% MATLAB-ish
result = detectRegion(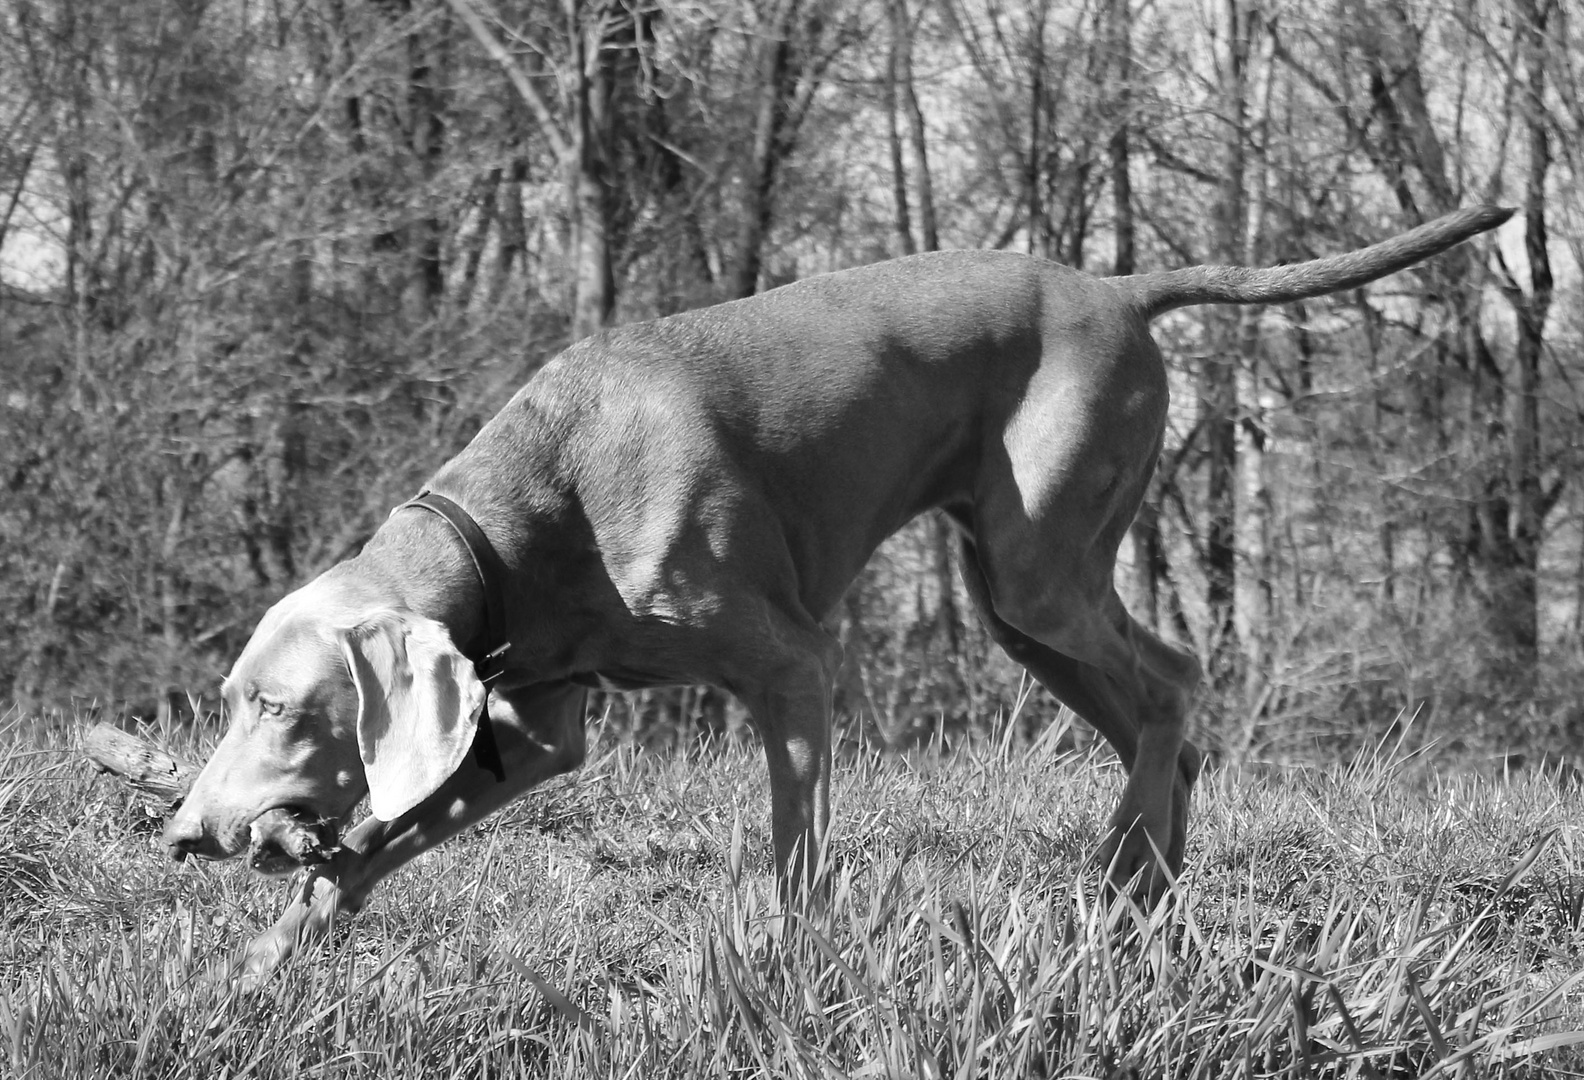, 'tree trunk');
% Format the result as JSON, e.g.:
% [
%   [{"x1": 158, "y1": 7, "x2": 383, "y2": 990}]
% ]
[
  {"x1": 62, "y1": 0, "x2": 96, "y2": 337},
  {"x1": 568, "y1": 0, "x2": 615, "y2": 340},
  {"x1": 1025, "y1": 0, "x2": 1049, "y2": 257},
  {"x1": 1106, "y1": 0, "x2": 1133, "y2": 278},
  {"x1": 885, "y1": 0, "x2": 915, "y2": 257},
  {"x1": 646, "y1": 70, "x2": 714, "y2": 314},
  {"x1": 446, "y1": 0, "x2": 614, "y2": 337},
  {"x1": 459, "y1": 167, "x2": 503, "y2": 308},
  {"x1": 491, "y1": 156, "x2": 529, "y2": 306},
  {"x1": 732, "y1": 0, "x2": 798, "y2": 299},
  {"x1": 1233, "y1": 30, "x2": 1277, "y2": 711},
  {"x1": 1202, "y1": 0, "x2": 1254, "y2": 689},
  {"x1": 897, "y1": 0, "x2": 938, "y2": 253},
  {"x1": 1357, "y1": 294, "x2": 1398, "y2": 606},
  {"x1": 403, "y1": 7, "x2": 447, "y2": 327},
  {"x1": 1483, "y1": 0, "x2": 1558, "y2": 676}
]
